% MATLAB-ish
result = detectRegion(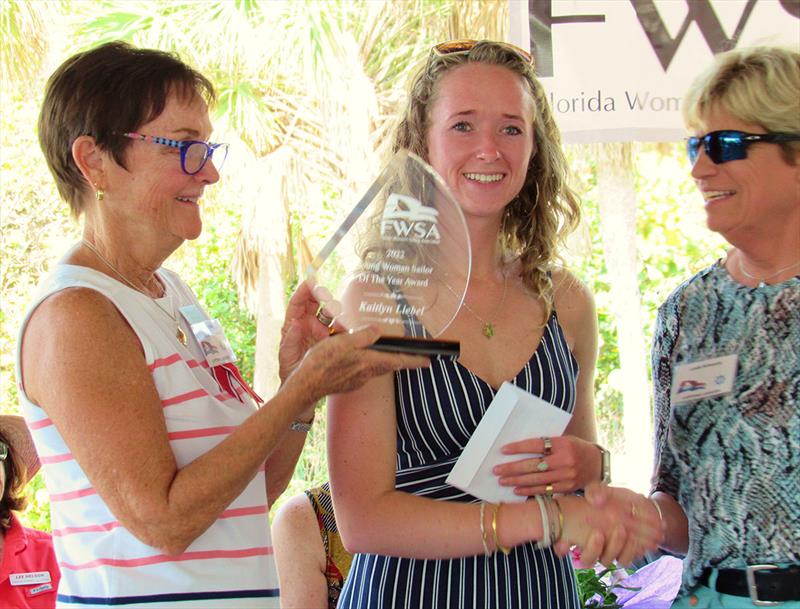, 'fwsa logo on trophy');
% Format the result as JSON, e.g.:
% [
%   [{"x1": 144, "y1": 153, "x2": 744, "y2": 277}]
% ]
[{"x1": 380, "y1": 193, "x2": 441, "y2": 243}]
